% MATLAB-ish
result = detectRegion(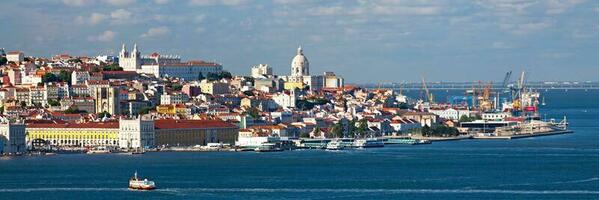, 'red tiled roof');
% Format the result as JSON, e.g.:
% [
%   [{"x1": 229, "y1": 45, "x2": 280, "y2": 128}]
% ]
[
  {"x1": 154, "y1": 119, "x2": 237, "y2": 129},
  {"x1": 26, "y1": 121, "x2": 119, "y2": 129}
]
